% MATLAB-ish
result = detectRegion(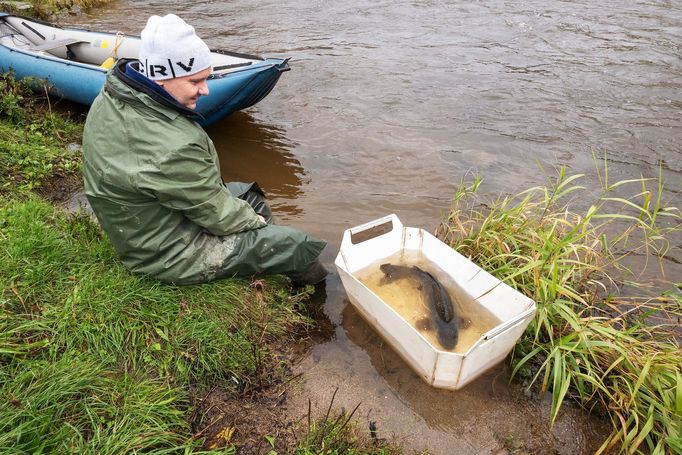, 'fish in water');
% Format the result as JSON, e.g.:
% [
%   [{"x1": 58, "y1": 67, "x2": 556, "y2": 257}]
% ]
[{"x1": 379, "y1": 263, "x2": 459, "y2": 349}]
